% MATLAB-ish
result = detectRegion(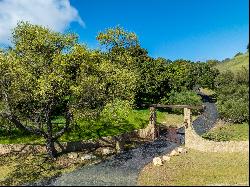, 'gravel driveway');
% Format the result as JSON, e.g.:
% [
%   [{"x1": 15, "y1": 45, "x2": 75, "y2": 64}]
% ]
[
  {"x1": 192, "y1": 92, "x2": 218, "y2": 135},
  {"x1": 34, "y1": 139, "x2": 178, "y2": 186}
]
